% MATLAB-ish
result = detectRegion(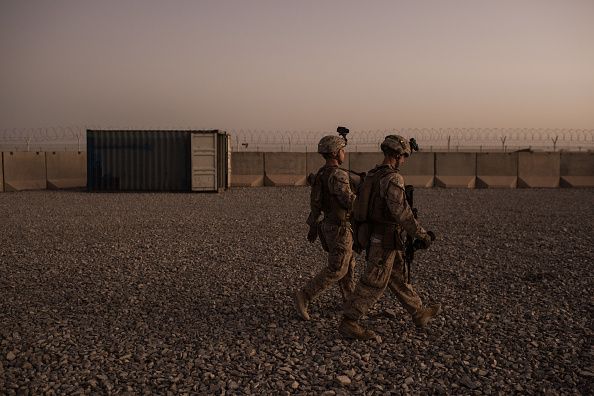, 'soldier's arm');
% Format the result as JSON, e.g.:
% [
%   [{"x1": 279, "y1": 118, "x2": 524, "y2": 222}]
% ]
[
  {"x1": 306, "y1": 174, "x2": 322, "y2": 226},
  {"x1": 329, "y1": 170, "x2": 356, "y2": 210},
  {"x1": 306, "y1": 210, "x2": 321, "y2": 226},
  {"x1": 384, "y1": 174, "x2": 428, "y2": 239}
]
